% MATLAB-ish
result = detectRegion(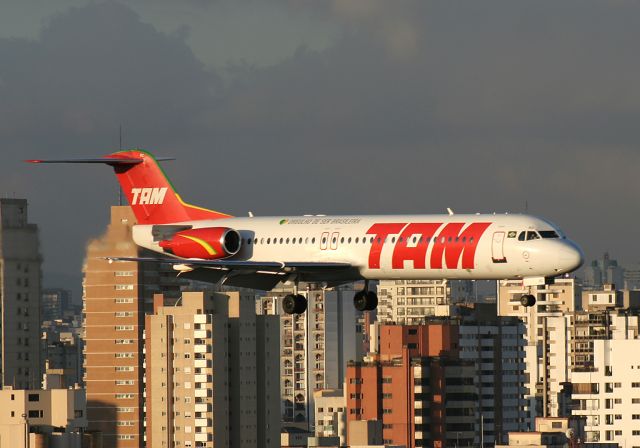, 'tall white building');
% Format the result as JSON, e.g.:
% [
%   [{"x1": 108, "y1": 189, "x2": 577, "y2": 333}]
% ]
[
  {"x1": 497, "y1": 278, "x2": 580, "y2": 426},
  {"x1": 377, "y1": 279, "x2": 472, "y2": 324},
  {"x1": 0, "y1": 199, "x2": 42, "y2": 389},
  {"x1": 257, "y1": 283, "x2": 363, "y2": 429},
  {"x1": 572, "y1": 336, "x2": 640, "y2": 444}
]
